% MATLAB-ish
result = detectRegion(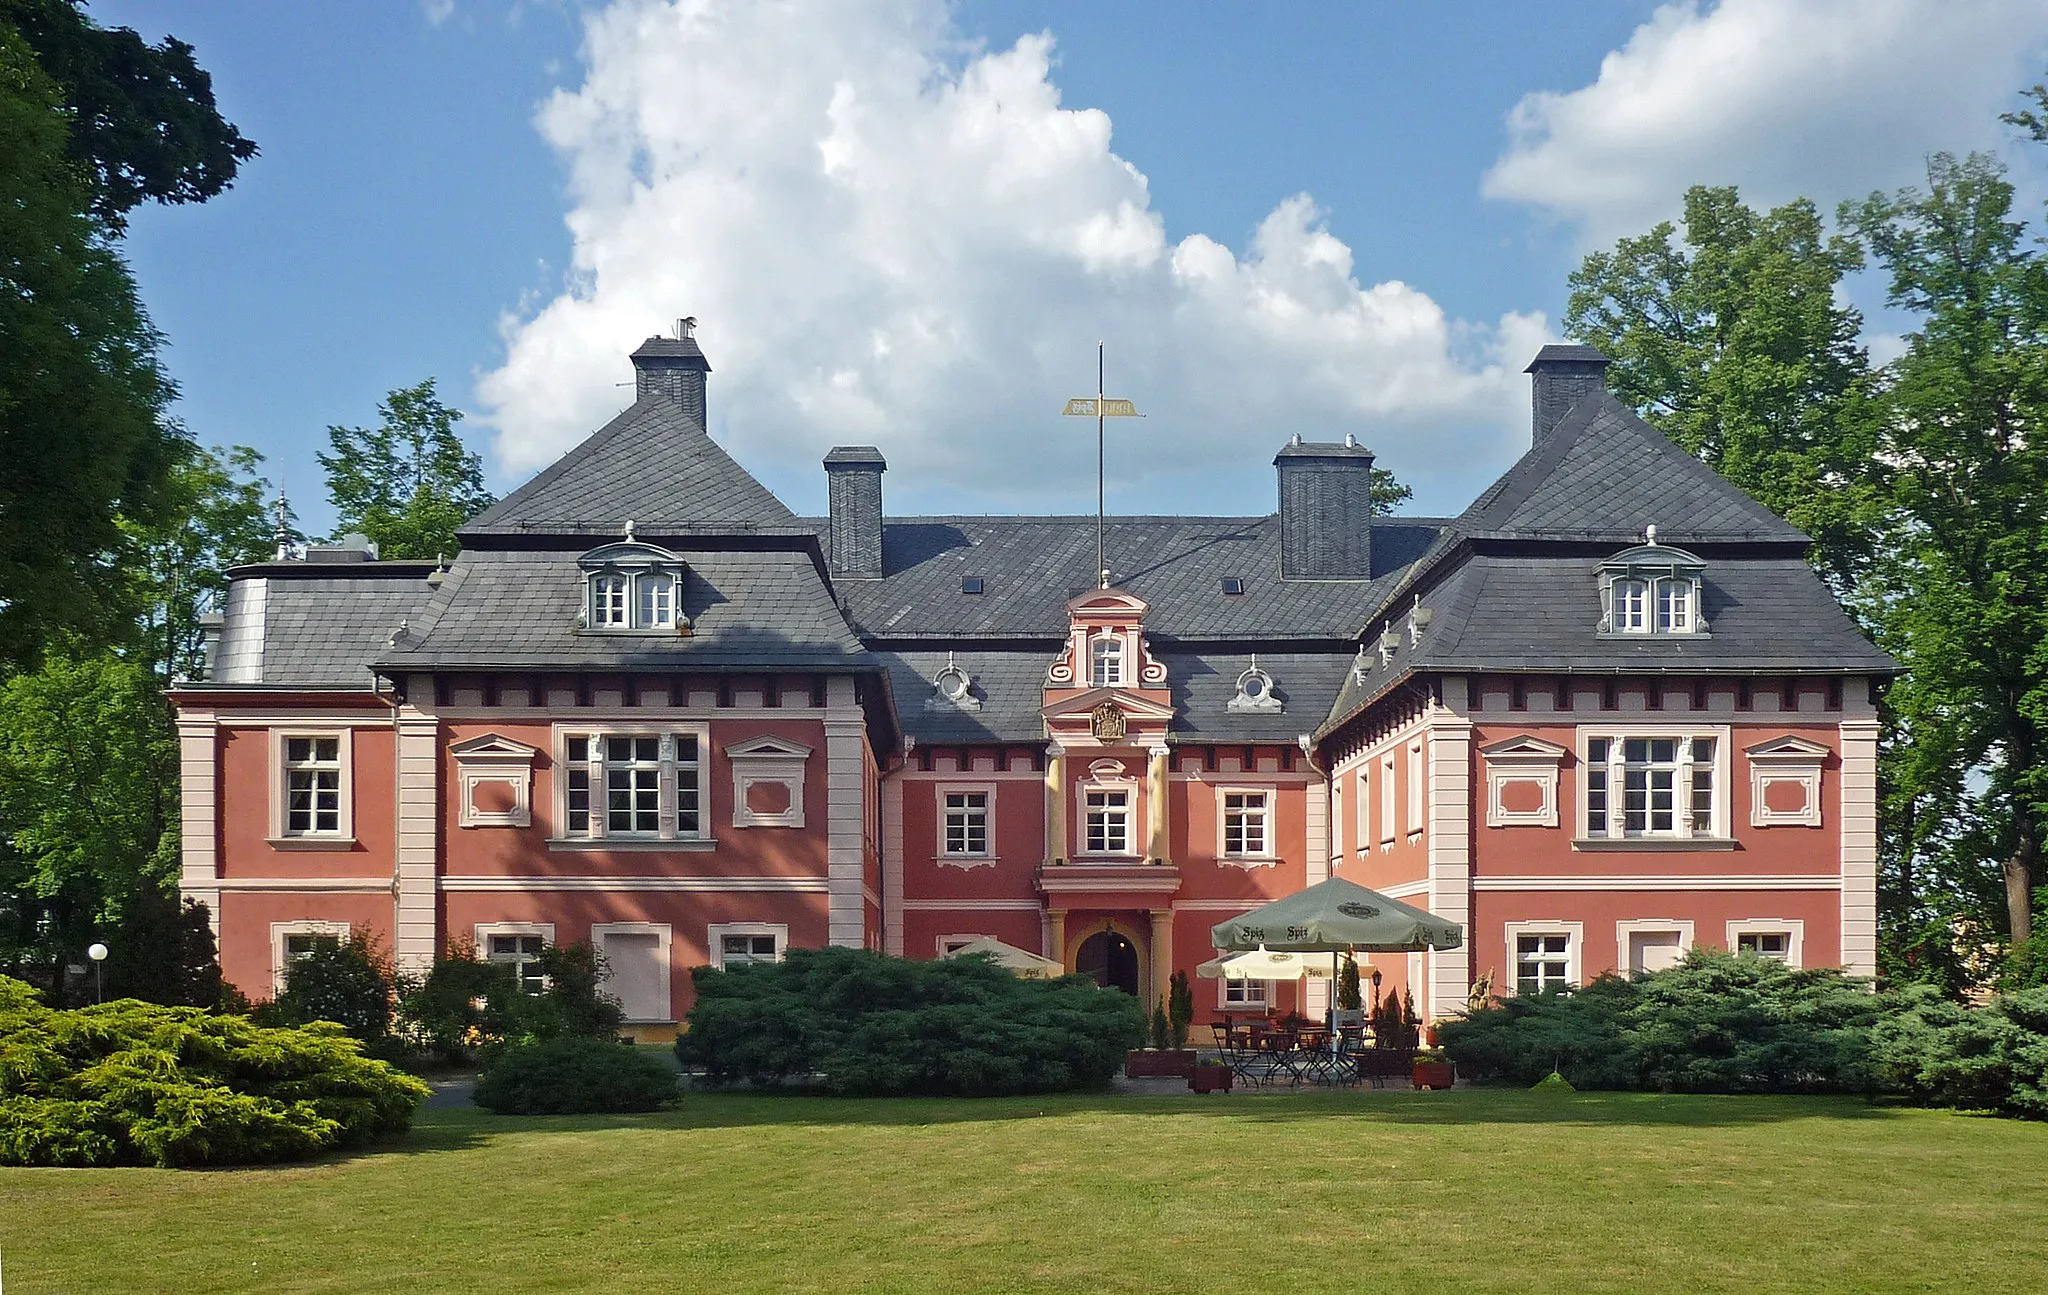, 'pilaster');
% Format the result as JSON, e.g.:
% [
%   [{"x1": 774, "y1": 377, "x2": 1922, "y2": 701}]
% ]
[
  {"x1": 881, "y1": 762, "x2": 905, "y2": 956},
  {"x1": 1044, "y1": 745, "x2": 1066, "y2": 862},
  {"x1": 1424, "y1": 701, "x2": 1474, "y2": 1021},
  {"x1": 176, "y1": 709, "x2": 221, "y2": 940},
  {"x1": 1839, "y1": 714, "x2": 1880, "y2": 979},
  {"x1": 1149, "y1": 908, "x2": 1173, "y2": 1006},
  {"x1": 394, "y1": 704, "x2": 440, "y2": 973},
  {"x1": 824, "y1": 676, "x2": 867, "y2": 948},
  {"x1": 1146, "y1": 744, "x2": 1170, "y2": 860}
]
